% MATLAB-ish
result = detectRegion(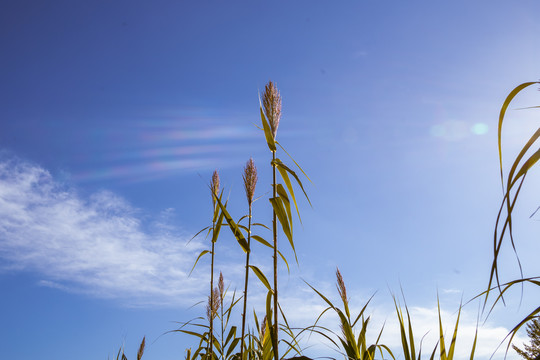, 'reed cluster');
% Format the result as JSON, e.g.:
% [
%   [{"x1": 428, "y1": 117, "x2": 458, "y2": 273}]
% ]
[{"x1": 111, "y1": 80, "x2": 540, "y2": 360}]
